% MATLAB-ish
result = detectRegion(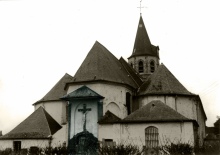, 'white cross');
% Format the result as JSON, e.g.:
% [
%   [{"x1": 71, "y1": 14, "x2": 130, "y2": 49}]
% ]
[{"x1": 137, "y1": 0, "x2": 147, "y2": 15}]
